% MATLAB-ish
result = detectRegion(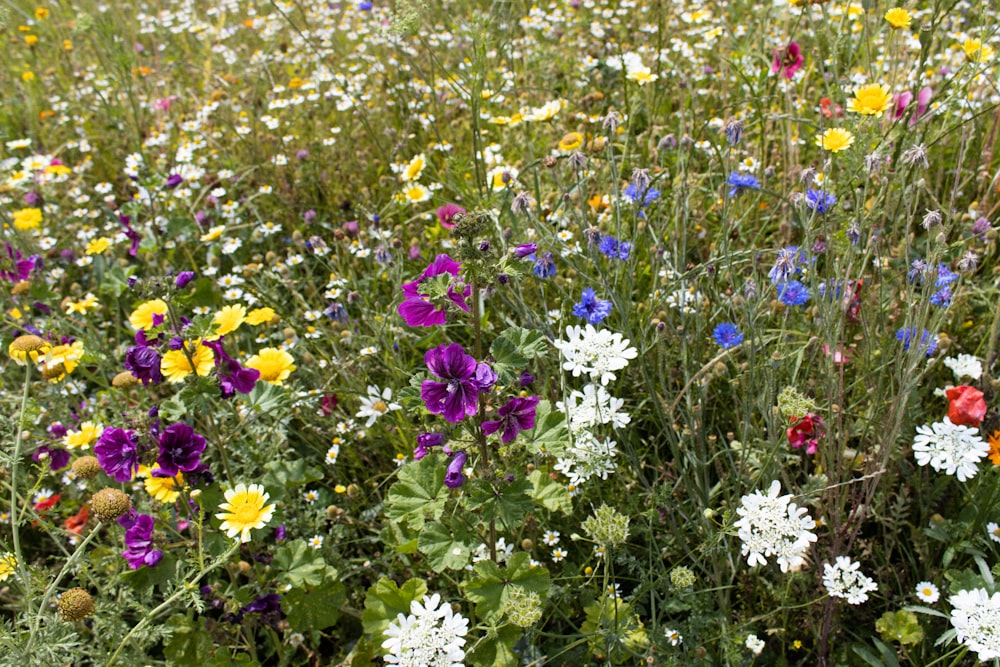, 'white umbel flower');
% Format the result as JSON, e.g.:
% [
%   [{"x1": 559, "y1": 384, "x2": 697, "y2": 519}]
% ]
[
  {"x1": 949, "y1": 588, "x2": 1000, "y2": 661},
  {"x1": 553, "y1": 324, "x2": 638, "y2": 386},
  {"x1": 557, "y1": 383, "x2": 630, "y2": 433},
  {"x1": 822, "y1": 556, "x2": 878, "y2": 604},
  {"x1": 942, "y1": 354, "x2": 983, "y2": 382},
  {"x1": 912, "y1": 417, "x2": 988, "y2": 482},
  {"x1": 553, "y1": 430, "x2": 619, "y2": 487},
  {"x1": 735, "y1": 480, "x2": 817, "y2": 572},
  {"x1": 382, "y1": 593, "x2": 469, "y2": 666},
  {"x1": 356, "y1": 385, "x2": 402, "y2": 427}
]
